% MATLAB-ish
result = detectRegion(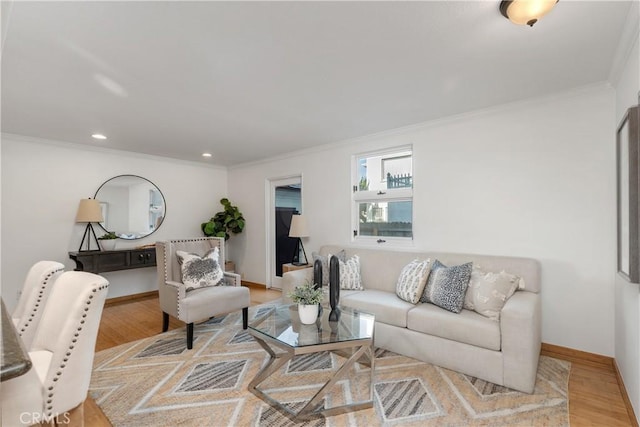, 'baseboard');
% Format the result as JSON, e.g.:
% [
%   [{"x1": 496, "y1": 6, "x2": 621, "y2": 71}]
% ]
[
  {"x1": 241, "y1": 280, "x2": 270, "y2": 289},
  {"x1": 613, "y1": 359, "x2": 640, "y2": 427},
  {"x1": 540, "y1": 342, "x2": 613, "y2": 369},
  {"x1": 105, "y1": 290, "x2": 158, "y2": 307}
]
